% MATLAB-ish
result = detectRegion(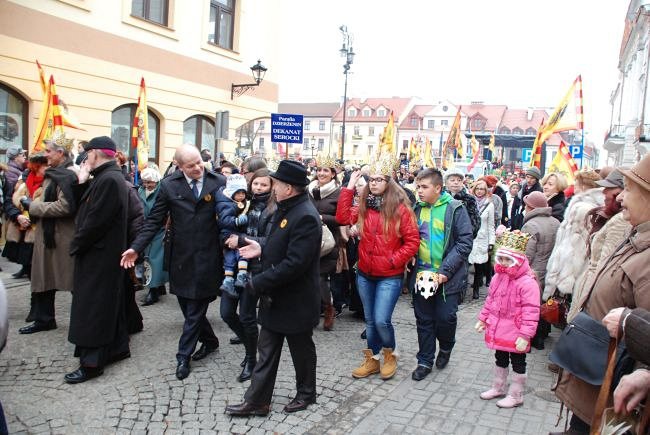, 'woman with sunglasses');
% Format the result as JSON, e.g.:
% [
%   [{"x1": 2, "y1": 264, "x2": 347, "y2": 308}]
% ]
[{"x1": 336, "y1": 166, "x2": 419, "y2": 381}]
